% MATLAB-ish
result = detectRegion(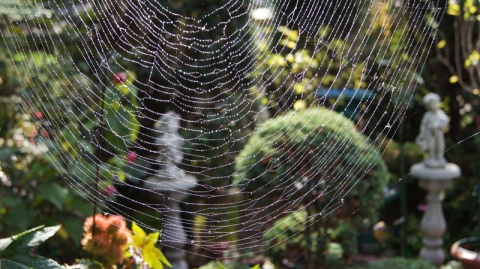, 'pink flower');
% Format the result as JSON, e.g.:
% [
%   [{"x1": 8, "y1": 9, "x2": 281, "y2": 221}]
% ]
[
  {"x1": 34, "y1": 111, "x2": 43, "y2": 119},
  {"x1": 417, "y1": 204, "x2": 428, "y2": 212},
  {"x1": 113, "y1": 73, "x2": 127, "y2": 84},
  {"x1": 102, "y1": 185, "x2": 117, "y2": 196},
  {"x1": 41, "y1": 130, "x2": 49, "y2": 137},
  {"x1": 126, "y1": 151, "x2": 137, "y2": 163}
]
